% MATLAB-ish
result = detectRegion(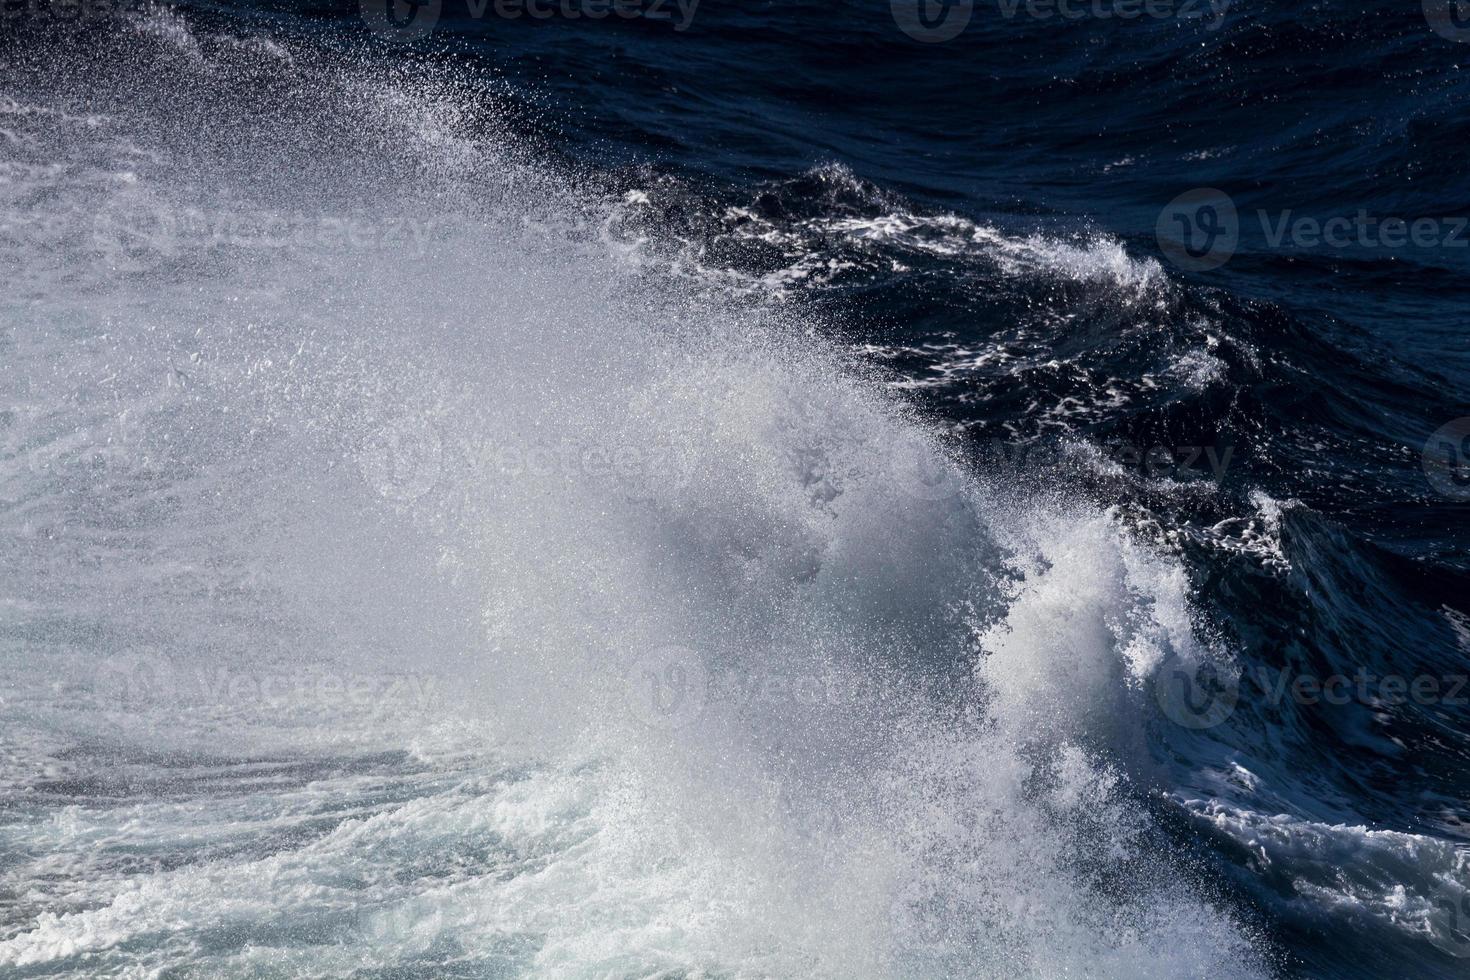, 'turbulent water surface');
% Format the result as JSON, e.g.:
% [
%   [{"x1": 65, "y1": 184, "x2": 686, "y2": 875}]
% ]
[{"x1": 1, "y1": 3, "x2": 1468, "y2": 978}]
